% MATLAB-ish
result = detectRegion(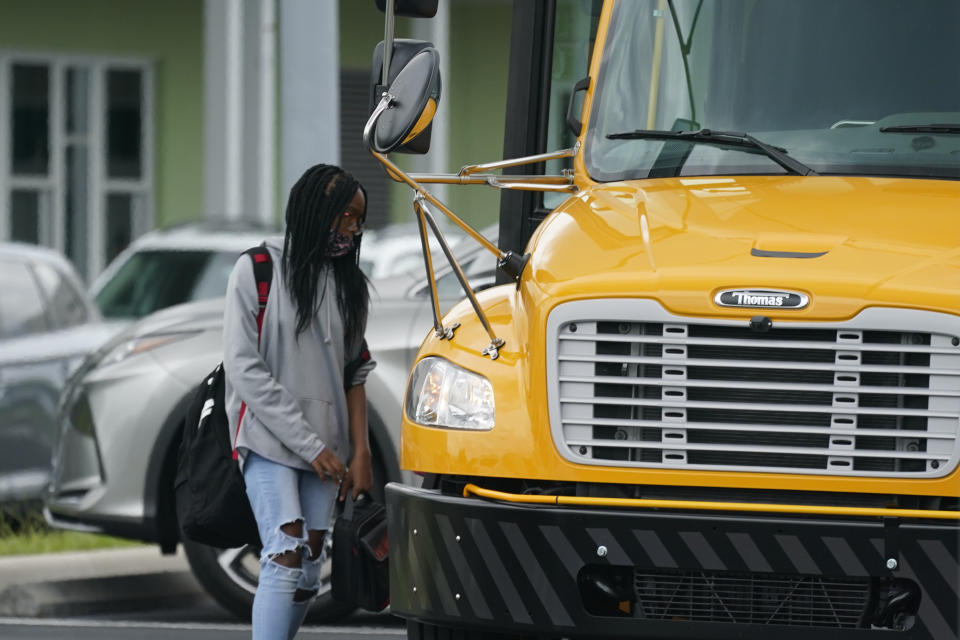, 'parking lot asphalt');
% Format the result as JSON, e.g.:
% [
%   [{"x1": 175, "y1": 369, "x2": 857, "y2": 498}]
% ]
[{"x1": 0, "y1": 546, "x2": 208, "y2": 617}]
